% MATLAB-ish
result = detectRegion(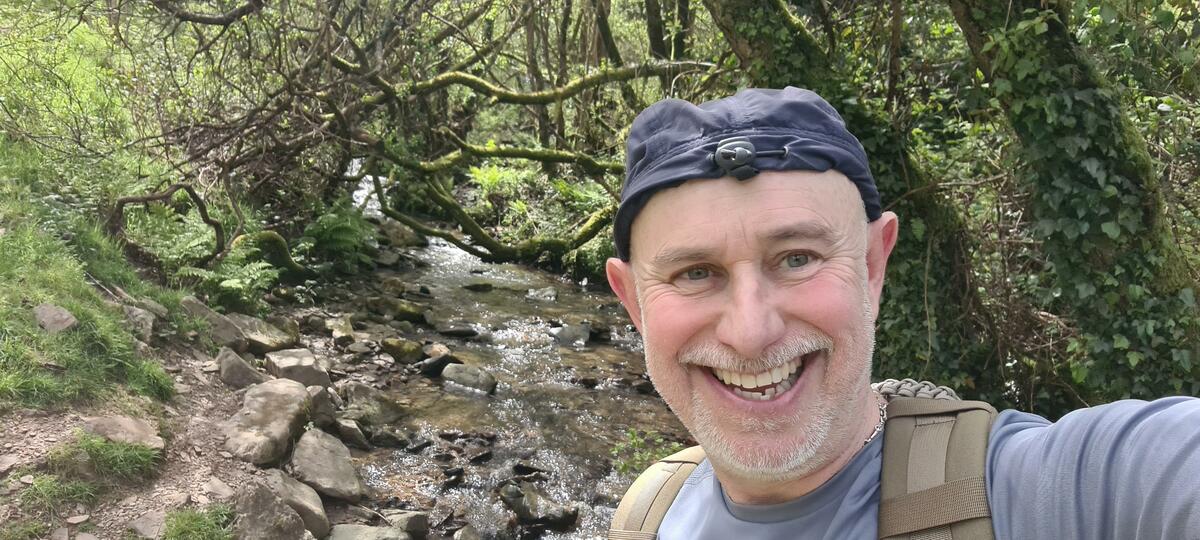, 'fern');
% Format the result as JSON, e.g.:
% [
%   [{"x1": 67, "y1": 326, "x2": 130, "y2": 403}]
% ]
[
  {"x1": 175, "y1": 245, "x2": 279, "y2": 314},
  {"x1": 300, "y1": 198, "x2": 373, "y2": 262}
]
